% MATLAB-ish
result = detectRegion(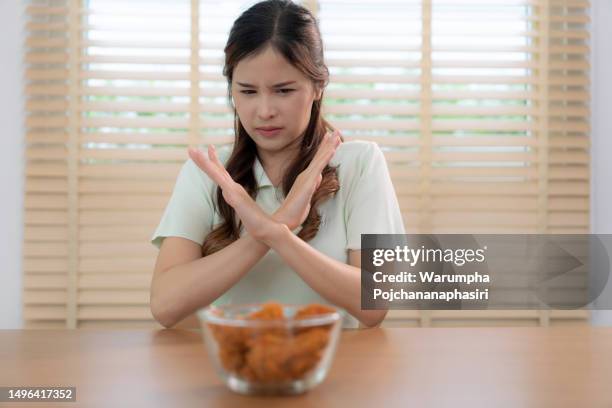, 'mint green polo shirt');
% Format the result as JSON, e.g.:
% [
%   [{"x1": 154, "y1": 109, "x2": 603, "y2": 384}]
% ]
[{"x1": 150, "y1": 140, "x2": 406, "y2": 328}]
